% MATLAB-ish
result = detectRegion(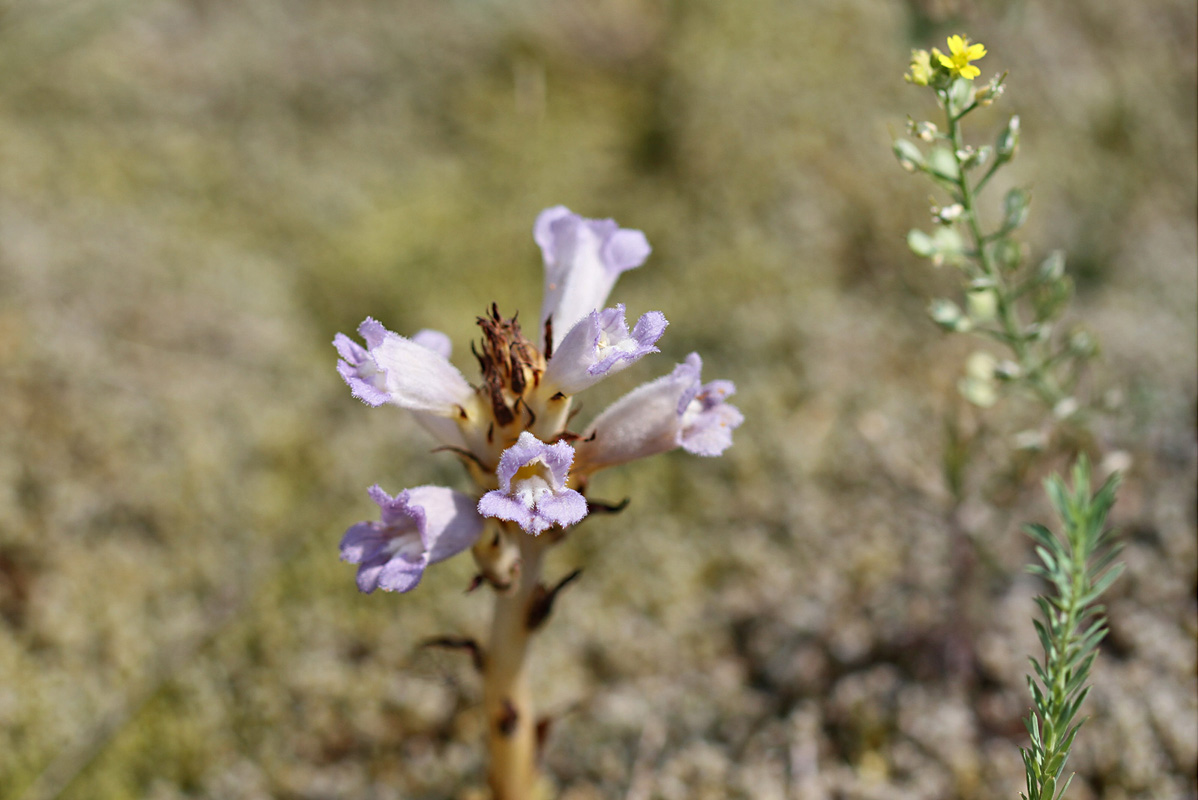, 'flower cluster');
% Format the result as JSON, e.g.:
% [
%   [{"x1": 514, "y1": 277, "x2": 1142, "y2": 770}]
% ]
[
  {"x1": 335, "y1": 206, "x2": 743, "y2": 592},
  {"x1": 906, "y1": 34, "x2": 987, "y2": 86}
]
